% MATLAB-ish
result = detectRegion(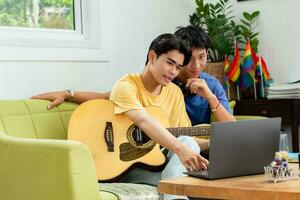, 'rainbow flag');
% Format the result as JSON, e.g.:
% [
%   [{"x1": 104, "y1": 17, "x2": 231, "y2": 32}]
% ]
[
  {"x1": 251, "y1": 47, "x2": 259, "y2": 67},
  {"x1": 226, "y1": 42, "x2": 240, "y2": 82},
  {"x1": 260, "y1": 56, "x2": 272, "y2": 86},
  {"x1": 240, "y1": 40, "x2": 255, "y2": 91},
  {"x1": 251, "y1": 48, "x2": 272, "y2": 86},
  {"x1": 223, "y1": 55, "x2": 230, "y2": 90},
  {"x1": 251, "y1": 47, "x2": 261, "y2": 81},
  {"x1": 254, "y1": 56, "x2": 264, "y2": 96}
]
